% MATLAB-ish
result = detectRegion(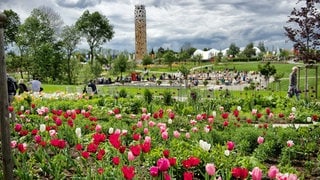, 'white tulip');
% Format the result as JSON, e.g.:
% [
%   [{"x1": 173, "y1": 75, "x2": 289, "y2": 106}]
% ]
[
  {"x1": 109, "y1": 127, "x2": 114, "y2": 134},
  {"x1": 199, "y1": 140, "x2": 211, "y2": 151},
  {"x1": 224, "y1": 150, "x2": 230, "y2": 156},
  {"x1": 75, "y1": 128, "x2": 81, "y2": 138},
  {"x1": 307, "y1": 117, "x2": 312, "y2": 122},
  {"x1": 39, "y1": 124, "x2": 46, "y2": 132},
  {"x1": 212, "y1": 111, "x2": 217, "y2": 117}
]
